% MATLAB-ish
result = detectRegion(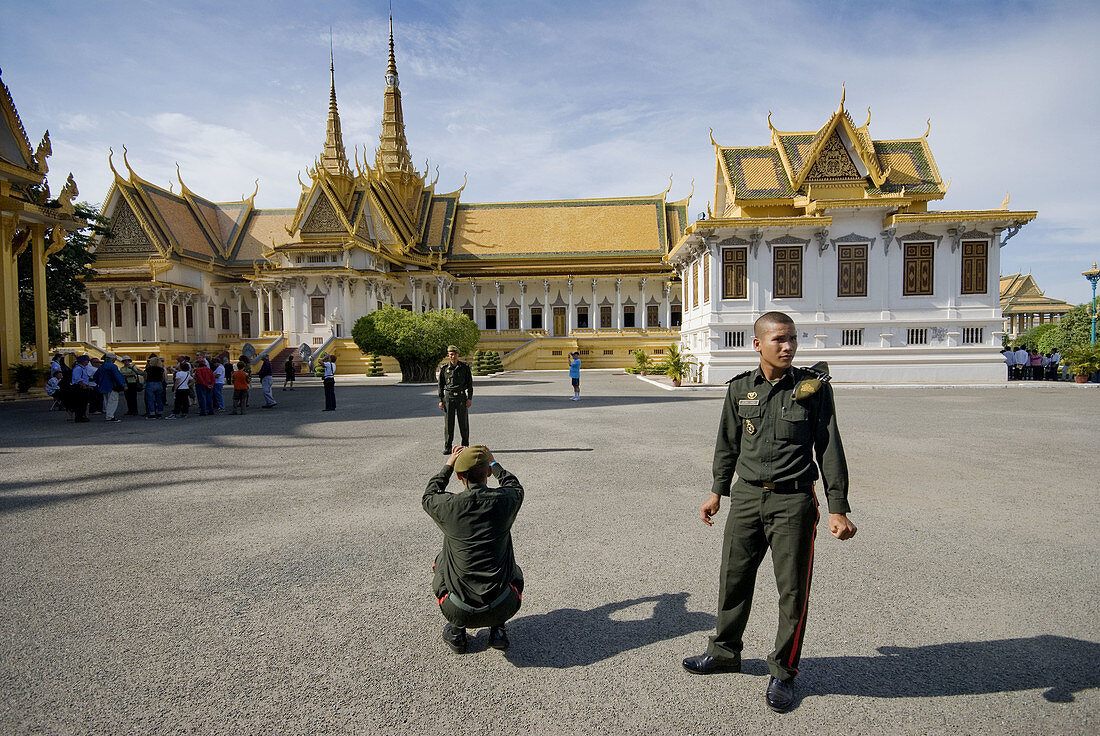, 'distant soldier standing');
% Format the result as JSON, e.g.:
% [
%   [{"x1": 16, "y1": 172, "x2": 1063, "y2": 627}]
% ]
[
  {"x1": 682, "y1": 311, "x2": 857, "y2": 713},
  {"x1": 438, "y1": 345, "x2": 473, "y2": 454}
]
